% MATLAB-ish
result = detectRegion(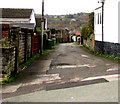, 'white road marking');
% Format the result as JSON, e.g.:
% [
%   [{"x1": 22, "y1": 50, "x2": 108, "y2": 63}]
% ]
[
  {"x1": 56, "y1": 64, "x2": 96, "y2": 69},
  {"x1": 107, "y1": 67, "x2": 118, "y2": 72},
  {"x1": 81, "y1": 55, "x2": 89, "y2": 58},
  {"x1": 22, "y1": 74, "x2": 61, "y2": 86}
]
